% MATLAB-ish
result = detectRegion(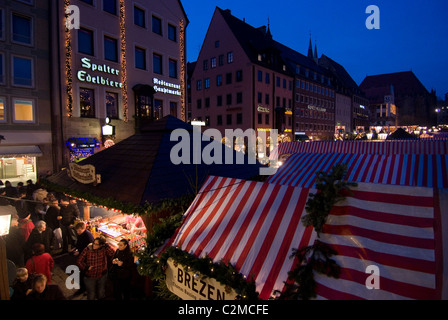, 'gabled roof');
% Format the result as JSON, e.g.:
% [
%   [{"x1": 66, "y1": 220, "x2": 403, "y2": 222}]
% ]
[
  {"x1": 47, "y1": 116, "x2": 264, "y2": 207},
  {"x1": 319, "y1": 54, "x2": 359, "y2": 92},
  {"x1": 360, "y1": 71, "x2": 429, "y2": 102}
]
